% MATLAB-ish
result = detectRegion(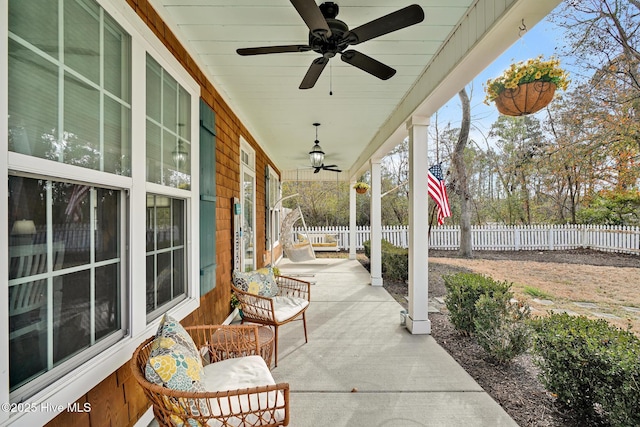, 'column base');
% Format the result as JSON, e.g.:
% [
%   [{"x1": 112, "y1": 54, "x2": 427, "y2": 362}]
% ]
[
  {"x1": 371, "y1": 276, "x2": 383, "y2": 287},
  {"x1": 406, "y1": 317, "x2": 431, "y2": 334}
]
